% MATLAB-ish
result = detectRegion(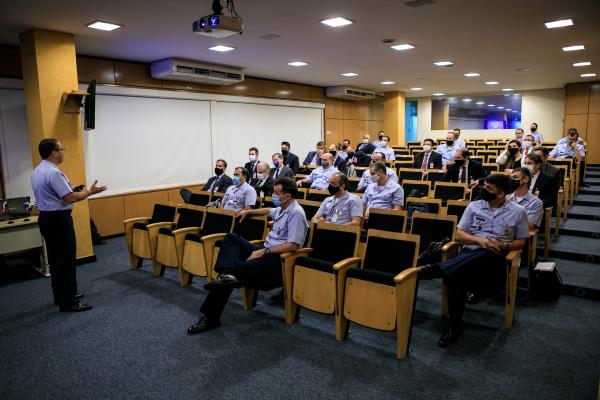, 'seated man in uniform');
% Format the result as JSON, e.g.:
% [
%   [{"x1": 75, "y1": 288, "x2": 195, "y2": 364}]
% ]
[
  {"x1": 435, "y1": 131, "x2": 459, "y2": 166},
  {"x1": 297, "y1": 153, "x2": 339, "y2": 190},
  {"x1": 357, "y1": 152, "x2": 397, "y2": 191},
  {"x1": 373, "y1": 135, "x2": 394, "y2": 161},
  {"x1": 549, "y1": 128, "x2": 585, "y2": 162},
  {"x1": 419, "y1": 174, "x2": 529, "y2": 347},
  {"x1": 362, "y1": 161, "x2": 404, "y2": 221},
  {"x1": 508, "y1": 167, "x2": 543, "y2": 229},
  {"x1": 187, "y1": 177, "x2": 309, "y2": 334},
  {"x1": 311, "y1": 172, "x2": 362, "y2": 226},
  {"x1": 221, "y1": 167, "x2": 257, "y2": 211}
]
